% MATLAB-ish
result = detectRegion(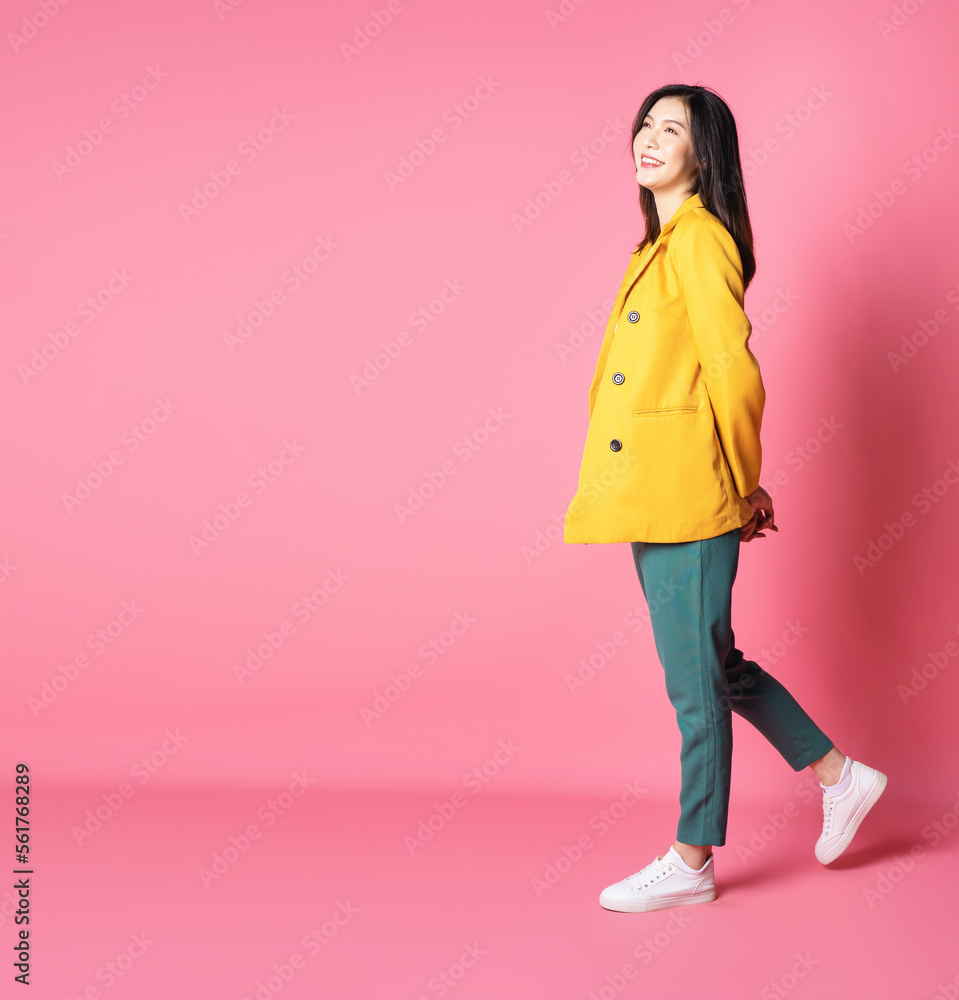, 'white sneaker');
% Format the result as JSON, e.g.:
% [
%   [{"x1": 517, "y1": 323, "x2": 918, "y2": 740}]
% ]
[
  {"x1": 816, "y1": 759, "x2": 887, "y2": 864},
  {"x1": 599, "y1": 850, "x2": 716, "y2": 912}
]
